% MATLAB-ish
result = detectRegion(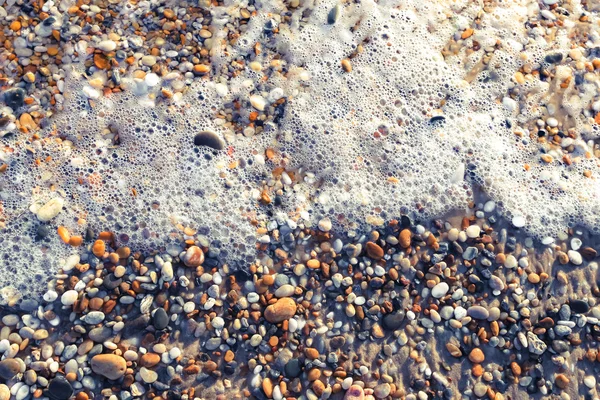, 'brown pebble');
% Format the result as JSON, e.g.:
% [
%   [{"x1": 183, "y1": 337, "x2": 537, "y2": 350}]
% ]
[
  {"x1": 510, "y1": 362, "x2": 521, "y2": 377},
  {"x1": 468, "y1": 348, "x2": 485, "y2": 363},
  {"x1": 305, "y1": 348, "x2": 320, "y2": 360},
  {"x1": 341, "y1": 59, "x2": 352, "y2": 73},
  {"x1": 139, "y1": 353, "x2": 160, "y2": 368},
  {"x1": 446, "y1": 343, "x2": 462, "y2": 358},
  {"x1": 307, "y1": 368, "x2": 321, "y2": 381},
  {"x1": 555, "y1": 374, "x2": 569, "y2": 389},
  {"x1": 264, "y1": 297, "x2": 297, "y2": 323},
  {"x1": 92, "y1": 240, "x2": 105, "y2": 258},
  {"x1": 262, "y1": 377, "x2": 274, "y2": 398},
  {"x1": 312, "y1": 380, "x2": 326, "y2": 396},
  {"x1": 366, "y1": 241, "x2": 384, "y2": 259},
  {"x1": 399, "y1": 229, "x2": 412, "y2": 248}
]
